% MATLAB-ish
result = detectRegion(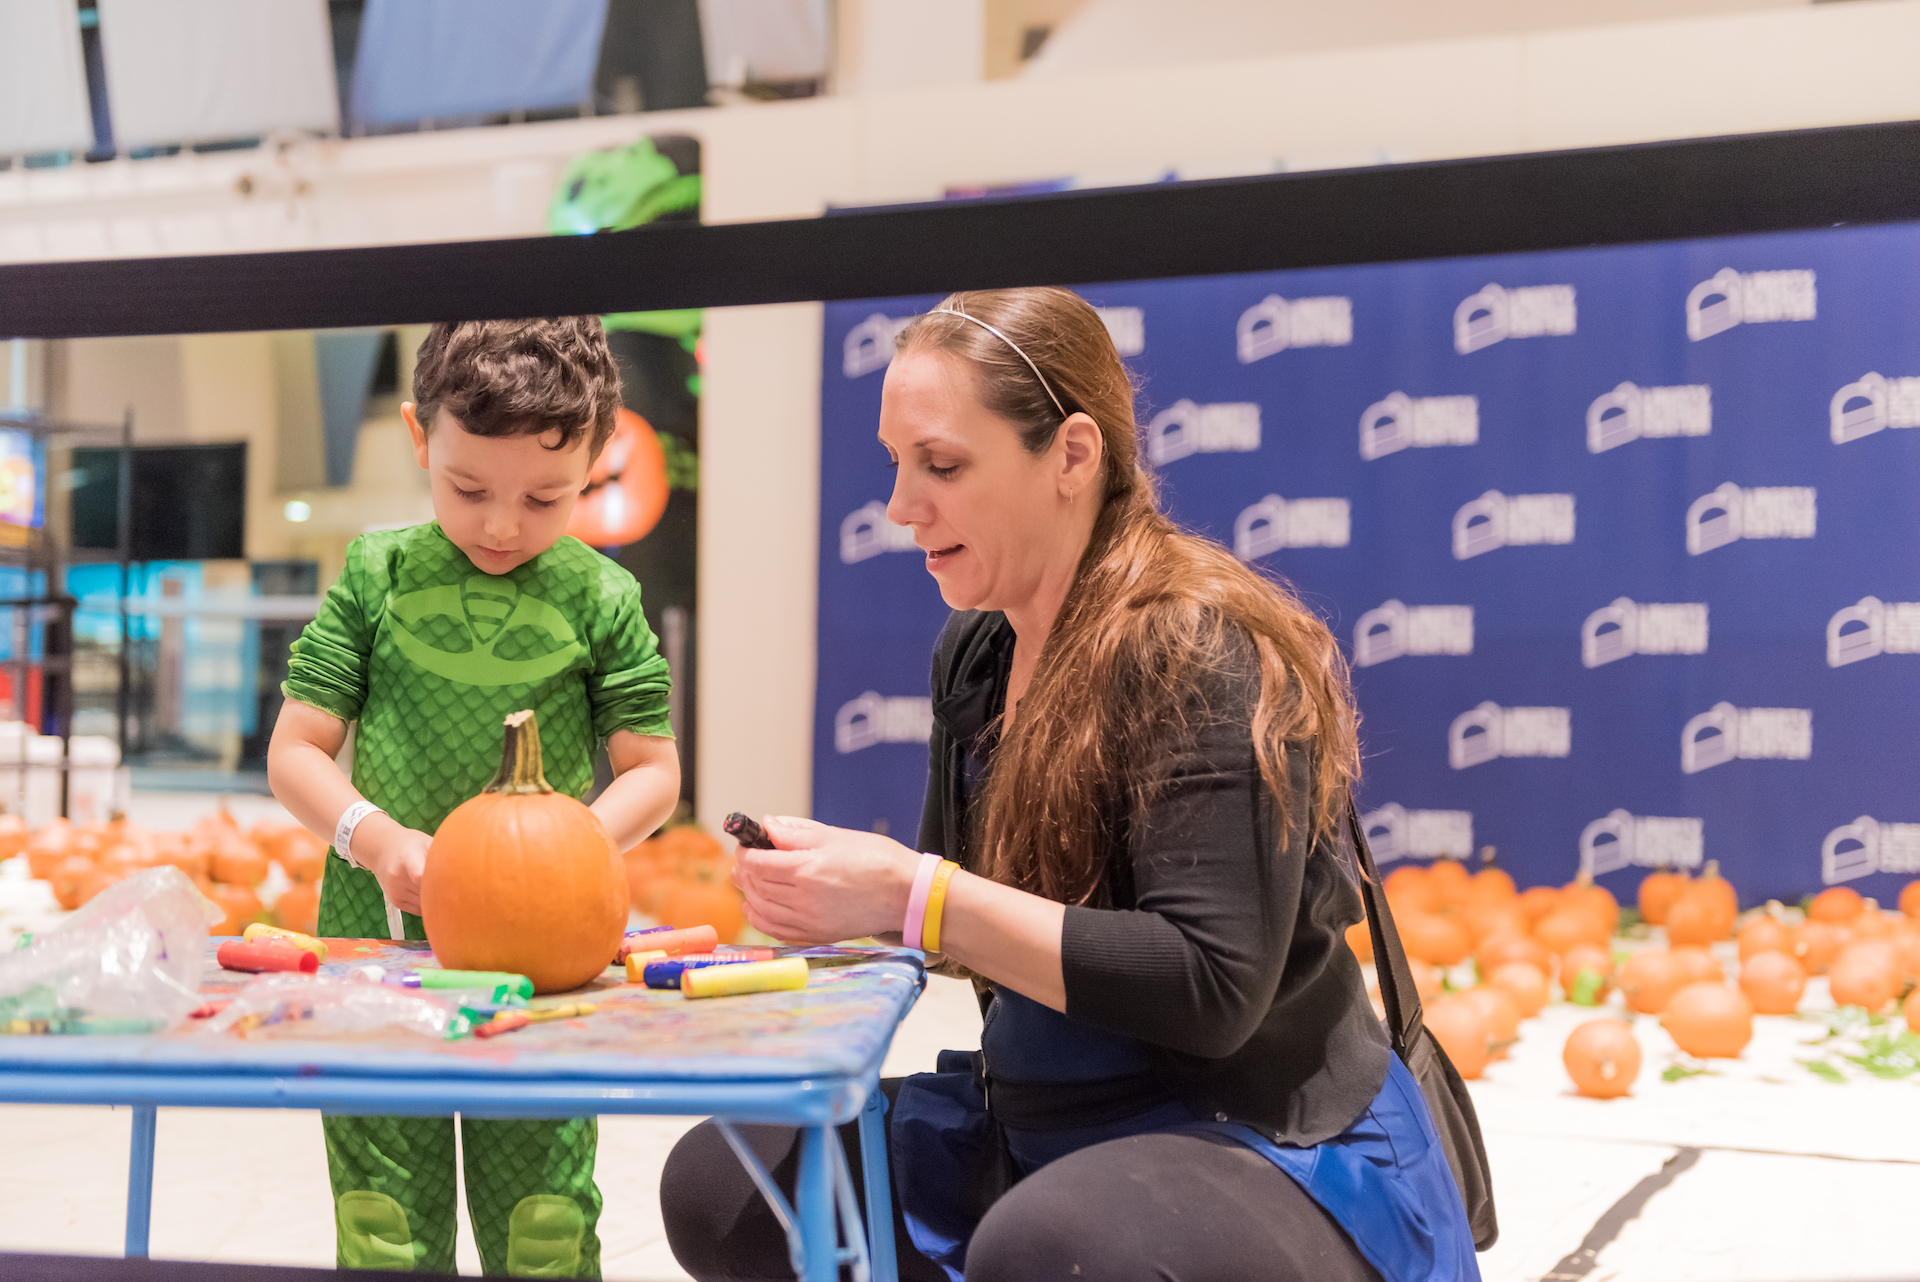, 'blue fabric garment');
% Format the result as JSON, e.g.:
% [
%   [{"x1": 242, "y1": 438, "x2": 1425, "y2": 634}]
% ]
[
  {"x1": 980, "y1": 986, "x2": 1157, "y2": 1084},
  {"x1": 350, "y1": 0, "x2": 608, "y2": 127},
  {"x1": 890, "y1": 1050, "x2": 1479, "y2": 1282}
]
